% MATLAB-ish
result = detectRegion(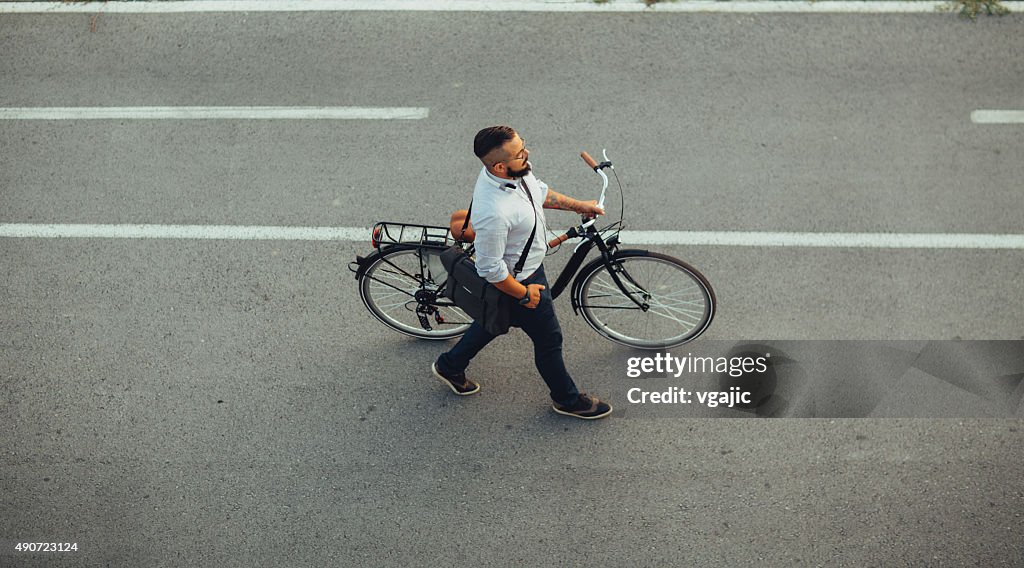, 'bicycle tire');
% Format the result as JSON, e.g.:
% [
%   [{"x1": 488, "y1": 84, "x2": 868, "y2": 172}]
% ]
[
  {"x1": 358, "y1": 245, "x2": 473, "y2": 340},
  {"x1": 574, "y1": 250, "x2": 715, "y2": 349}
]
